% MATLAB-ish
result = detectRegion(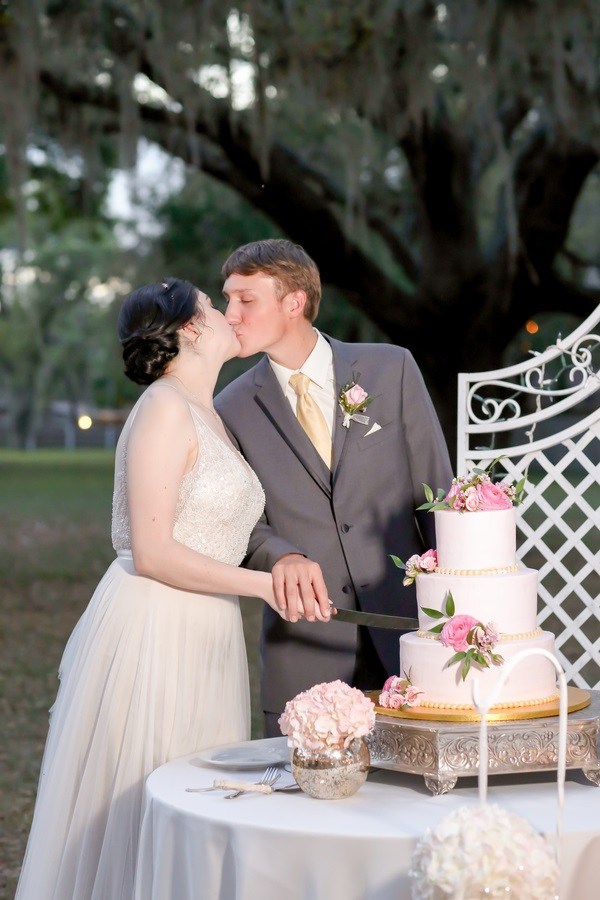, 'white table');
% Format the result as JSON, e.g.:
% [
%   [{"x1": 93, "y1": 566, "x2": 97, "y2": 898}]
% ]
[{"x1": 135, "y1": 738, "x2": 600, "y2": 899}]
